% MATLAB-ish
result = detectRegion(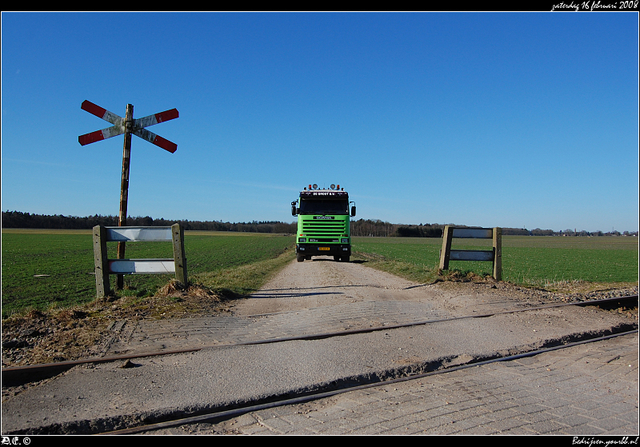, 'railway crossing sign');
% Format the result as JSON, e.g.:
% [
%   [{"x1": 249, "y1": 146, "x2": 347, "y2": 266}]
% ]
[
  {"x1": 79, "y1": 100, "x2": 179, "y2": 289},
  {"x1": 79, "y1": 100, "x2": 179, "y2": 153}
]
